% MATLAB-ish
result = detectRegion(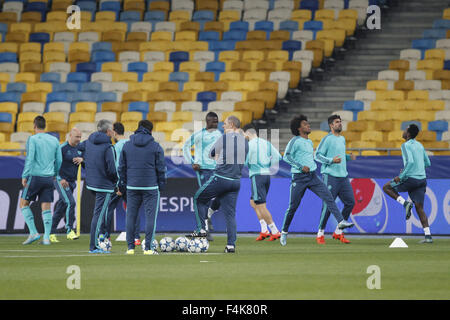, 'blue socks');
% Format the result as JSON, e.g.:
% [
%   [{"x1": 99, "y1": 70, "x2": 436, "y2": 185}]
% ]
[
  {"x1": 21, "y1": 206, "x2": 38, "y2": 235},
  {"x1": 42, "y1": 210, "x2": 52, "y2": 240}
]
